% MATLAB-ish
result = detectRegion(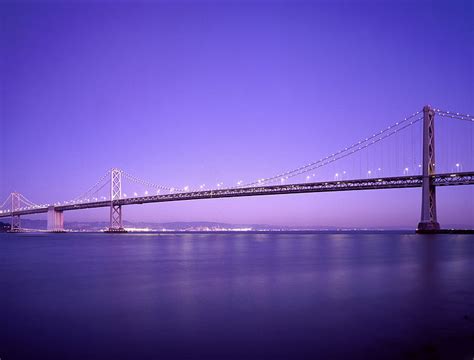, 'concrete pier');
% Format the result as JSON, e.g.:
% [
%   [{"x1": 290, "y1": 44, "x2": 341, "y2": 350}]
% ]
[{"x1": 47, "y1": 206, "x2": 65, "y2": 232}]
